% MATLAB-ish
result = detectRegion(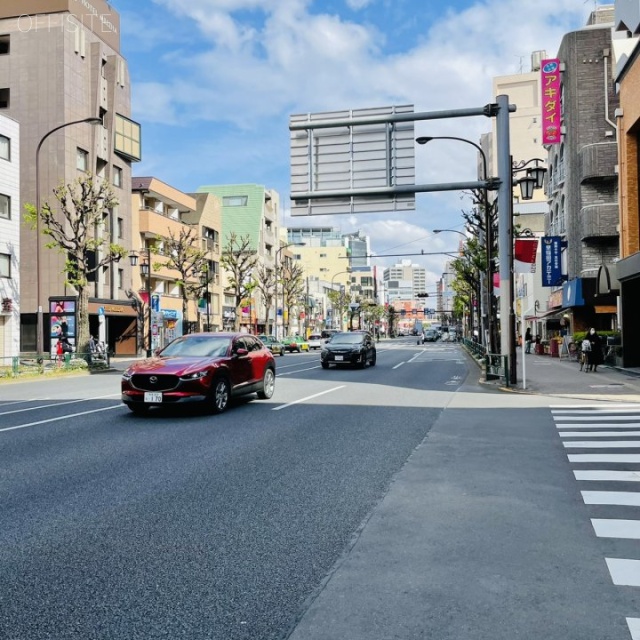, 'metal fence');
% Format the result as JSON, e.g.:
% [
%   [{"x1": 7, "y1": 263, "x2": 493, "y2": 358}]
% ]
[
  {"x1": 0, "y1": 351, "x2": 110, "y2": 379},
  {"x1": 484, "y1": 354, "x2": 509, "y2": 387}
]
